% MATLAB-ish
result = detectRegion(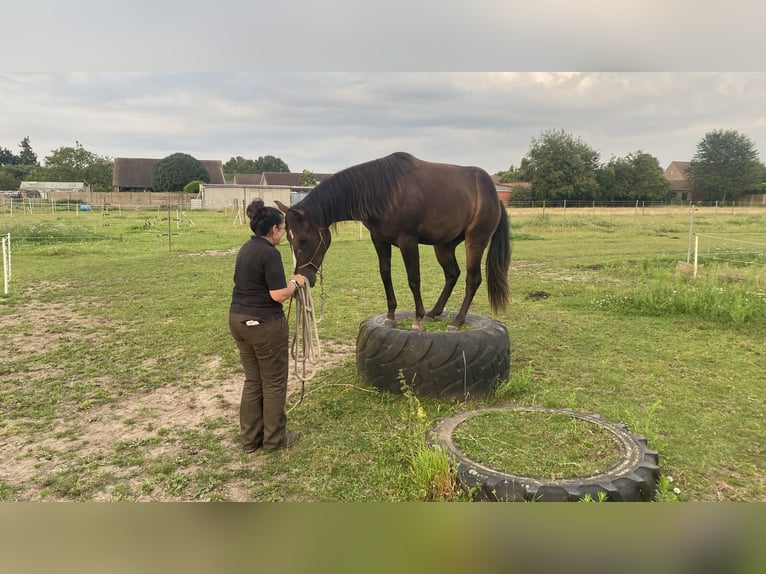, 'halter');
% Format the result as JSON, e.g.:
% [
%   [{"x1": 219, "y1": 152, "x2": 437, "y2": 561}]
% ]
[{"x1": 295, "y1": 227, "x2": 329, "y2": 272}]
